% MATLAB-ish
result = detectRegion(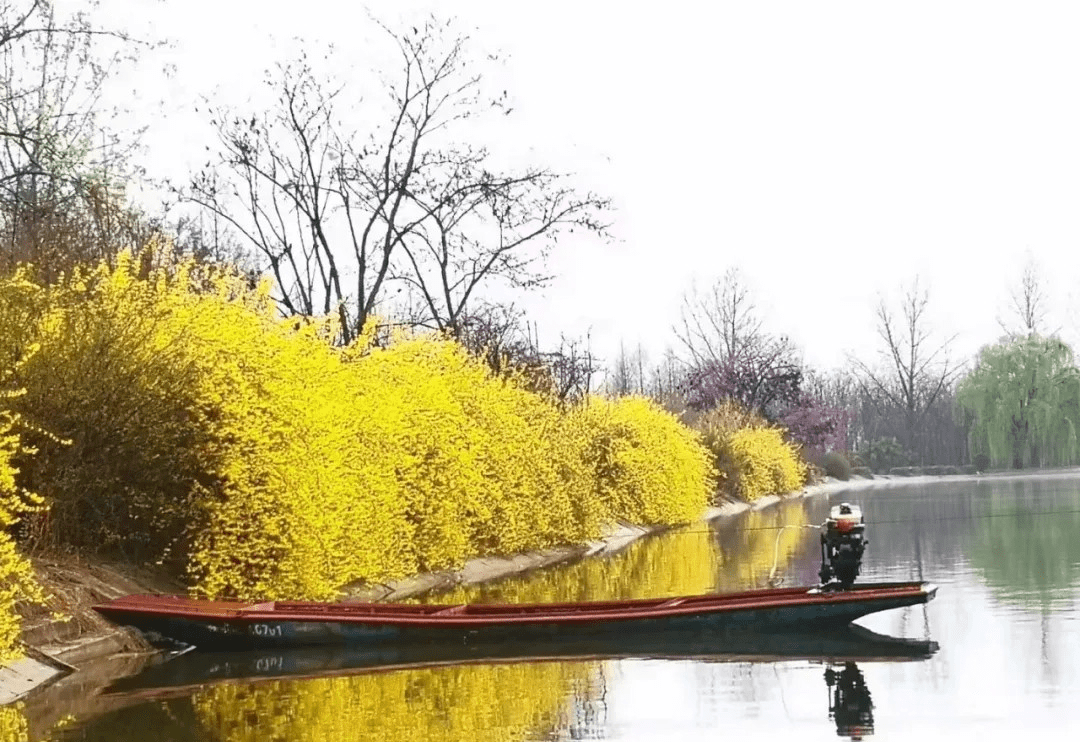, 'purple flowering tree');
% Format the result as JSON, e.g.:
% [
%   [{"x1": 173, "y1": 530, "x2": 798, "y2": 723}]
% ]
[
  {"x1": 677, "y1": 268, "x2": 803, "y2": 418},
  {"x1": 779, "y1": 395, "x2": 851, "y2": 452}
]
